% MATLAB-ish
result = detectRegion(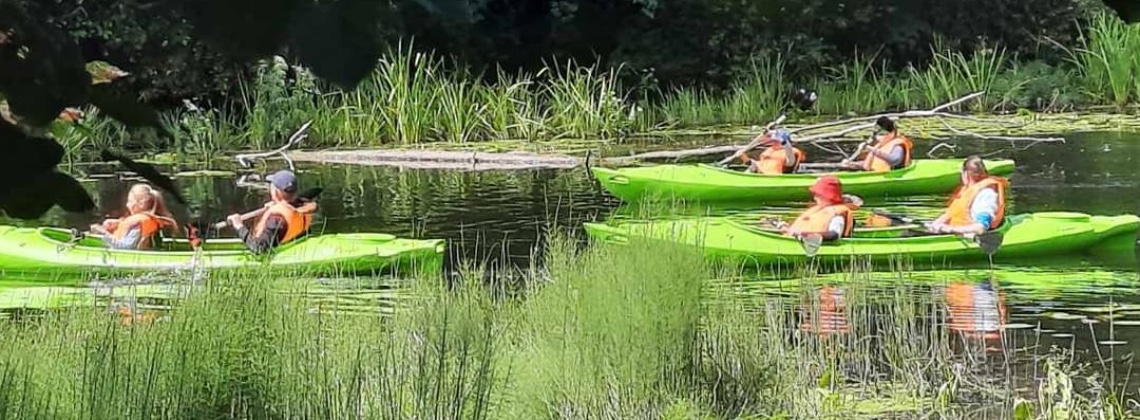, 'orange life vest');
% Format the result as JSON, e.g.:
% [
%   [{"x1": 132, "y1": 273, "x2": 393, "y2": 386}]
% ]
[
  {"x1": 110, "y1": 212, "x2": 169, "y2": 249},
  {"x1": 945, "y1": 177, "x2": 1008, "y2": 229},
  {"x1": 862, "y1": 132, "x2": 913, "y2": 172},
  {"x1": 789, "y1": 203, "x2": 856, "y2": 237},
  {"x1": 946, "y1": 281, "x2": 1006, "y2": 342},
  {"x1": 253, "y1": 201, "x2": 313, "y2": 244},
  {"x1": 752, "y1": 146, "x2": 806, "y2": 175}
]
